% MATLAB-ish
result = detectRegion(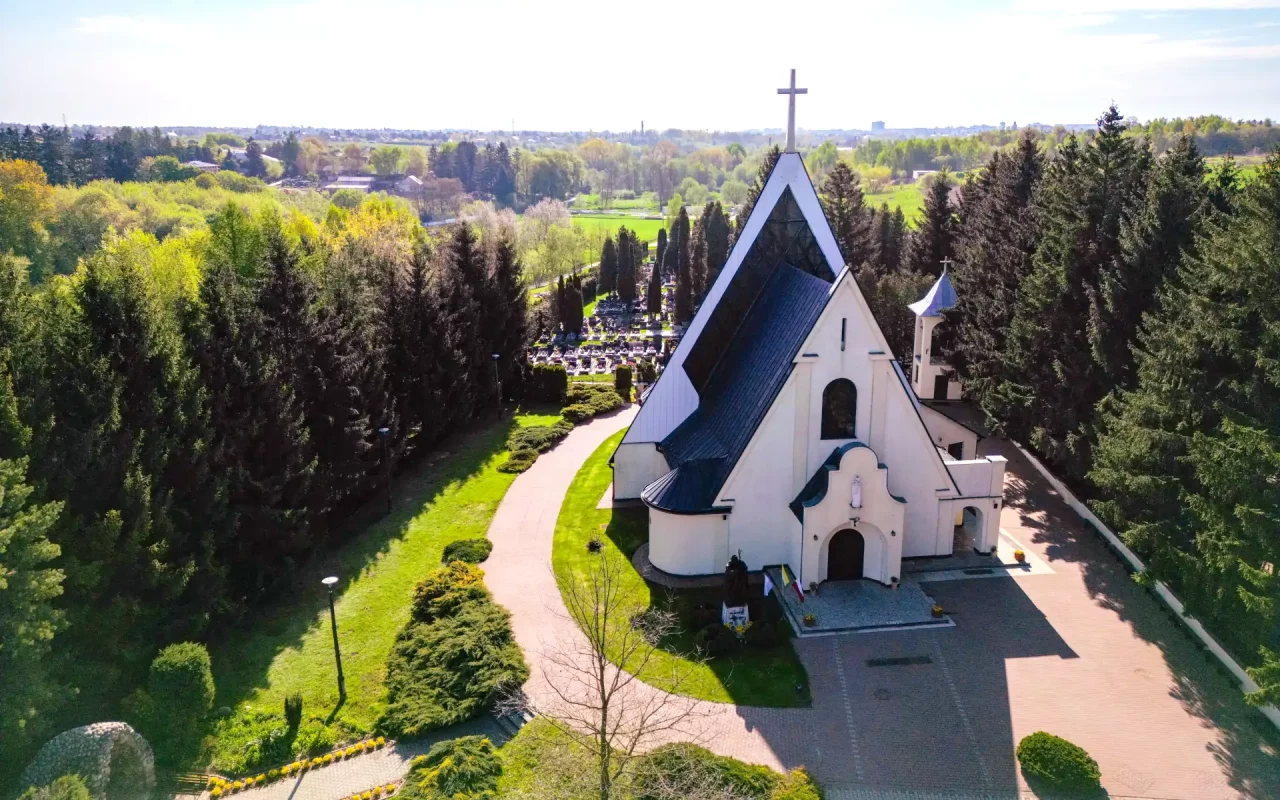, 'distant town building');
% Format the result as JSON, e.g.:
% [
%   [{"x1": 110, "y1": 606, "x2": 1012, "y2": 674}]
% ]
[
  {"x1": 912, "y1": 169, "x2": 939, "y2": 181},
  {"x1": 182, "y1": 160, "x2": 221, "y2": 173},
  {"x1": 870, "y1": 120, "x2": 886, "y2": 133}
]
